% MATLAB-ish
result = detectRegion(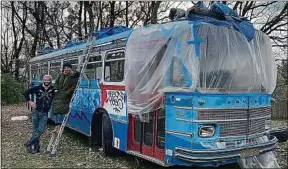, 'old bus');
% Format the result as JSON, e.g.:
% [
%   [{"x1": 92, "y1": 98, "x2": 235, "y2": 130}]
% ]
[{"x1": 28, "y1": 19, "x2": 278, "y2": 167}]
